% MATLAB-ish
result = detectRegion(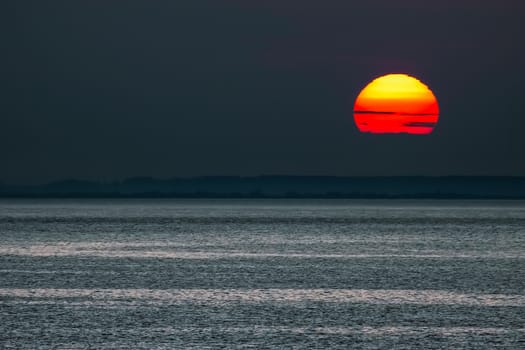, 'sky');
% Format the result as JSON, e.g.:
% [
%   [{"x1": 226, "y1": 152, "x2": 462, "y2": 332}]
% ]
[{"x1": 1, "y1": 0, "x2": 524, "y2": 184}]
